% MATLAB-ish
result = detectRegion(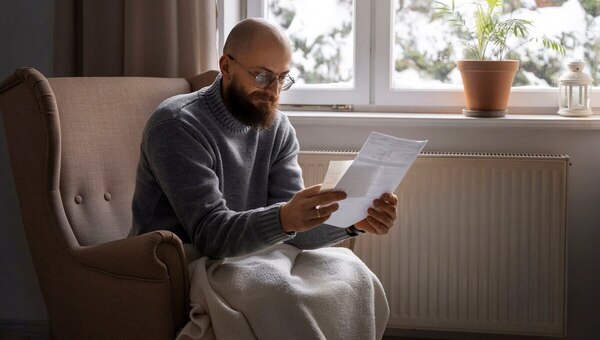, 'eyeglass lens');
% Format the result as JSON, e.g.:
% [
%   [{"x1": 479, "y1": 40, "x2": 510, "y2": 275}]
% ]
[{"x1": 255, "y1": 73, "x2": 294, "y2": 90}]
